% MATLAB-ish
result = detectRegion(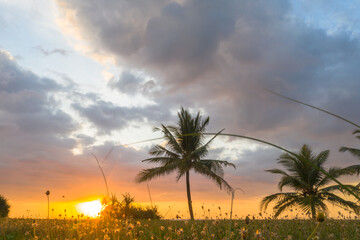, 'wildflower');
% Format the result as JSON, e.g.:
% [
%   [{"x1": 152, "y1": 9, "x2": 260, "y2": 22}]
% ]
[
  {"x1": 240, "y1": 227, "x2": 248, "y2": 239},
  {"x1": 316, "y1": 212, "x2": 325, "y2": 222},
  {"x1": 160, "y1": 226, "x2": 165, "y2": 231},
  {"x1": 201, "y1": 230, "x2": 206, "y2": 236},
  {"x1": 245, "y1": 216, "x2": 250, "y2": 225},
  {"x1": 127, "y1": 223, "x2": 134, "y2": 230},
  {"x1": 255, "y1": 229, "x2": 262, "y2": 239}
]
